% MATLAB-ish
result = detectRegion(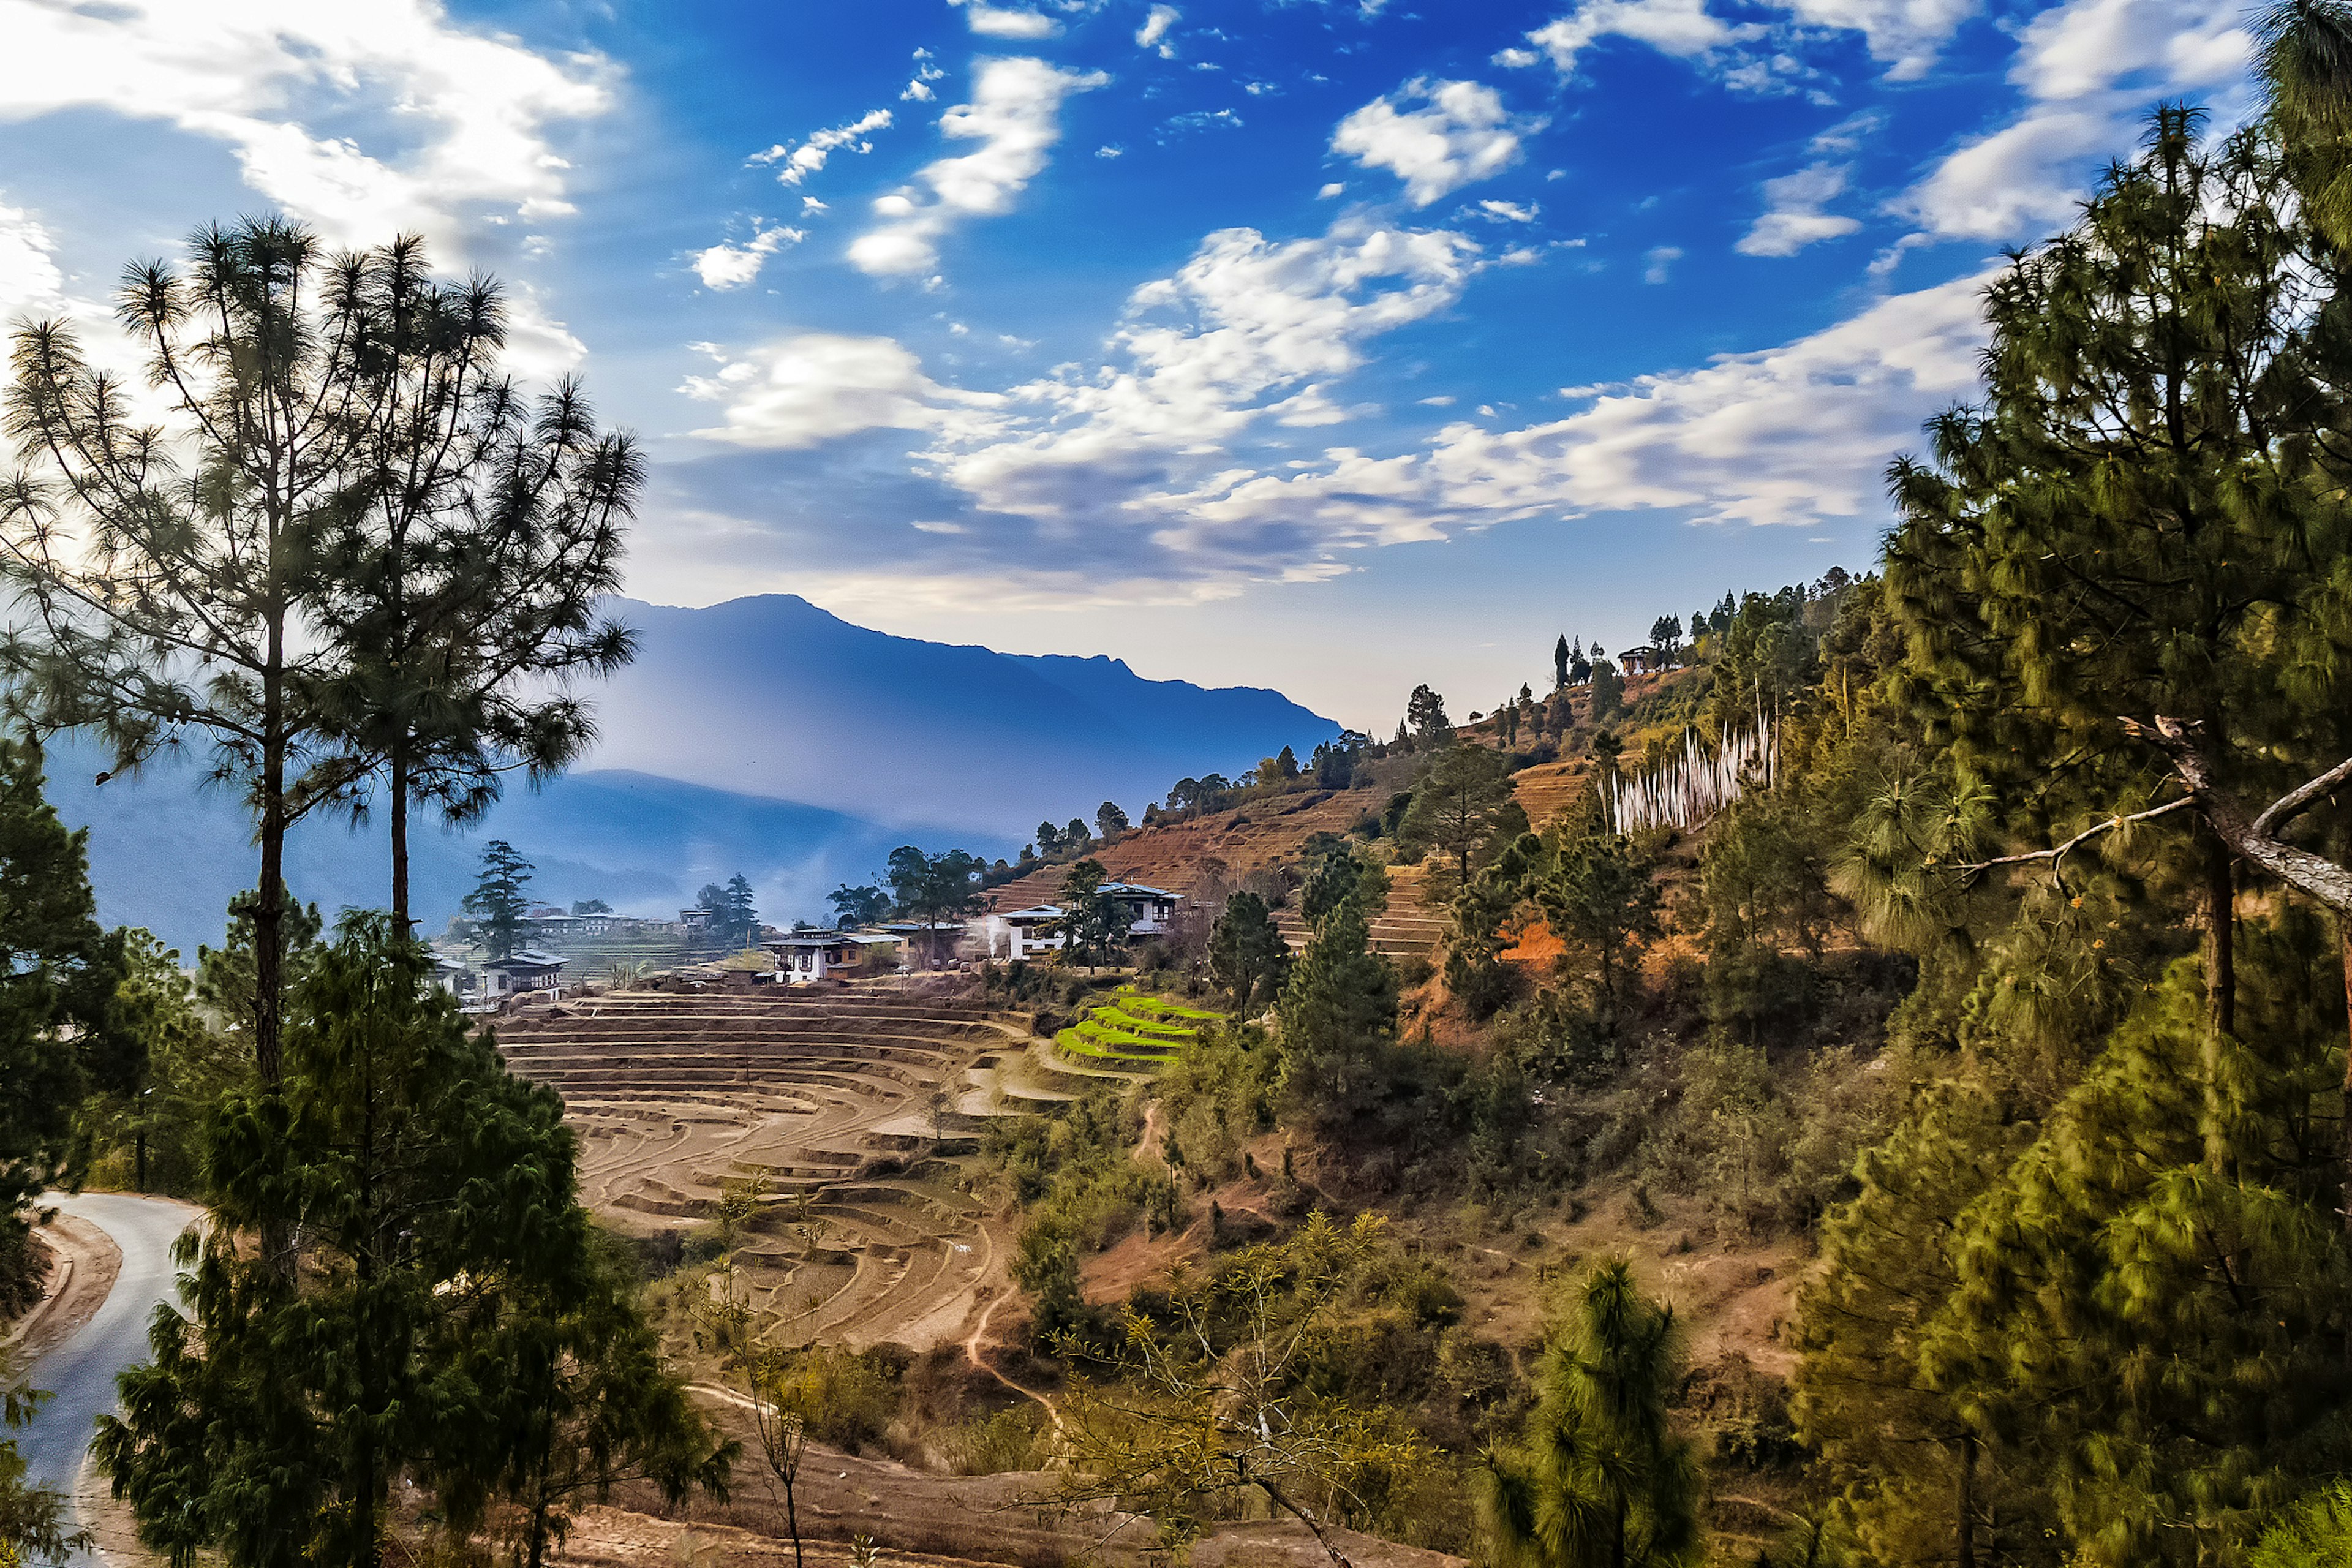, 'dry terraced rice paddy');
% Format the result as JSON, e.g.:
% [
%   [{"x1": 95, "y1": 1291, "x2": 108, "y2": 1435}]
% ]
[{"x1": 491, "y1": 985, "x2": 1143, "y2": 1351}]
